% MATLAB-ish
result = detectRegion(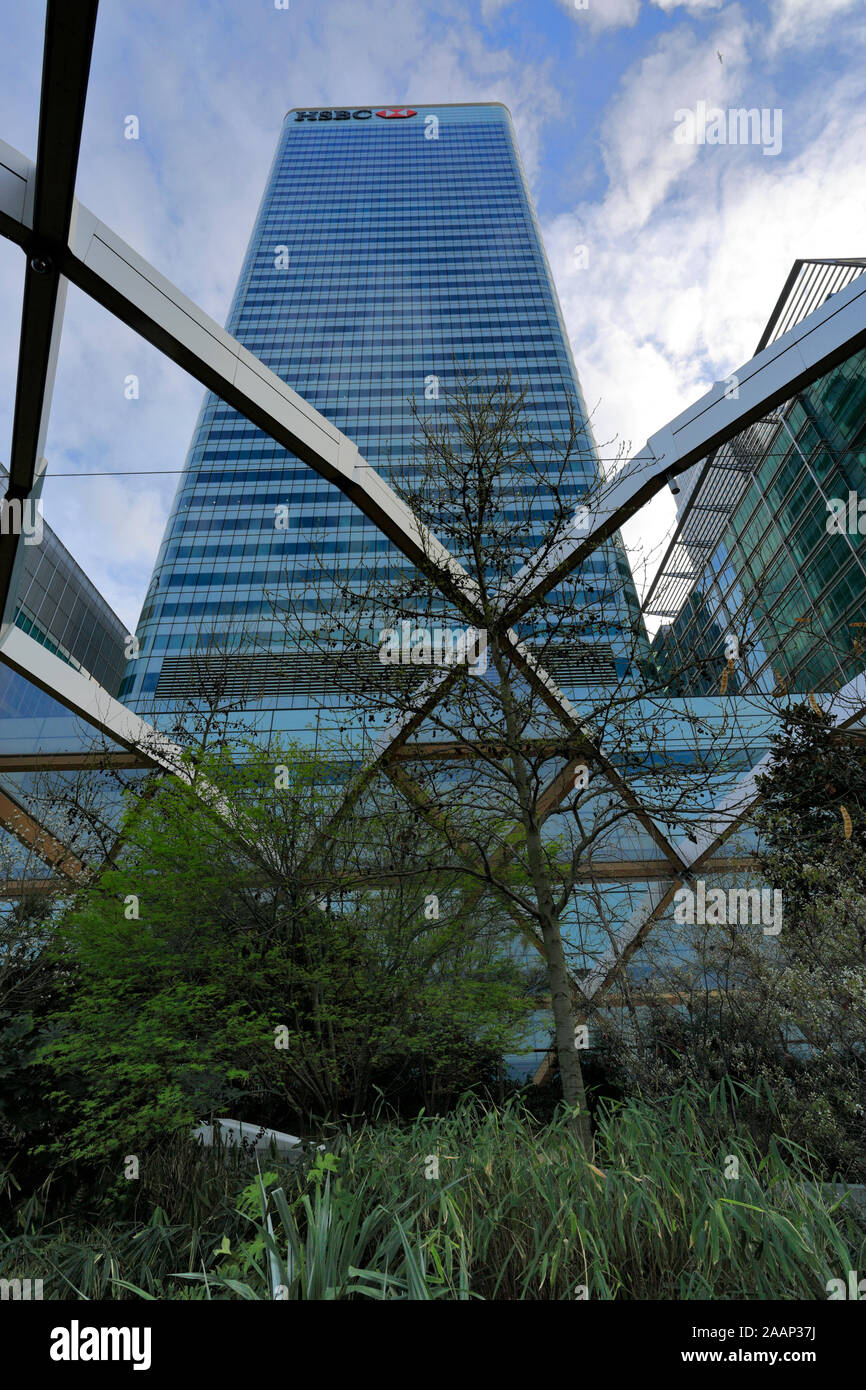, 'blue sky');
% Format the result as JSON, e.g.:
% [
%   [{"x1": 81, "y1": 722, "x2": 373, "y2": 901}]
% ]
[{"x1": 0, "y1": 0, "x2": 863, "y2": 632}]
